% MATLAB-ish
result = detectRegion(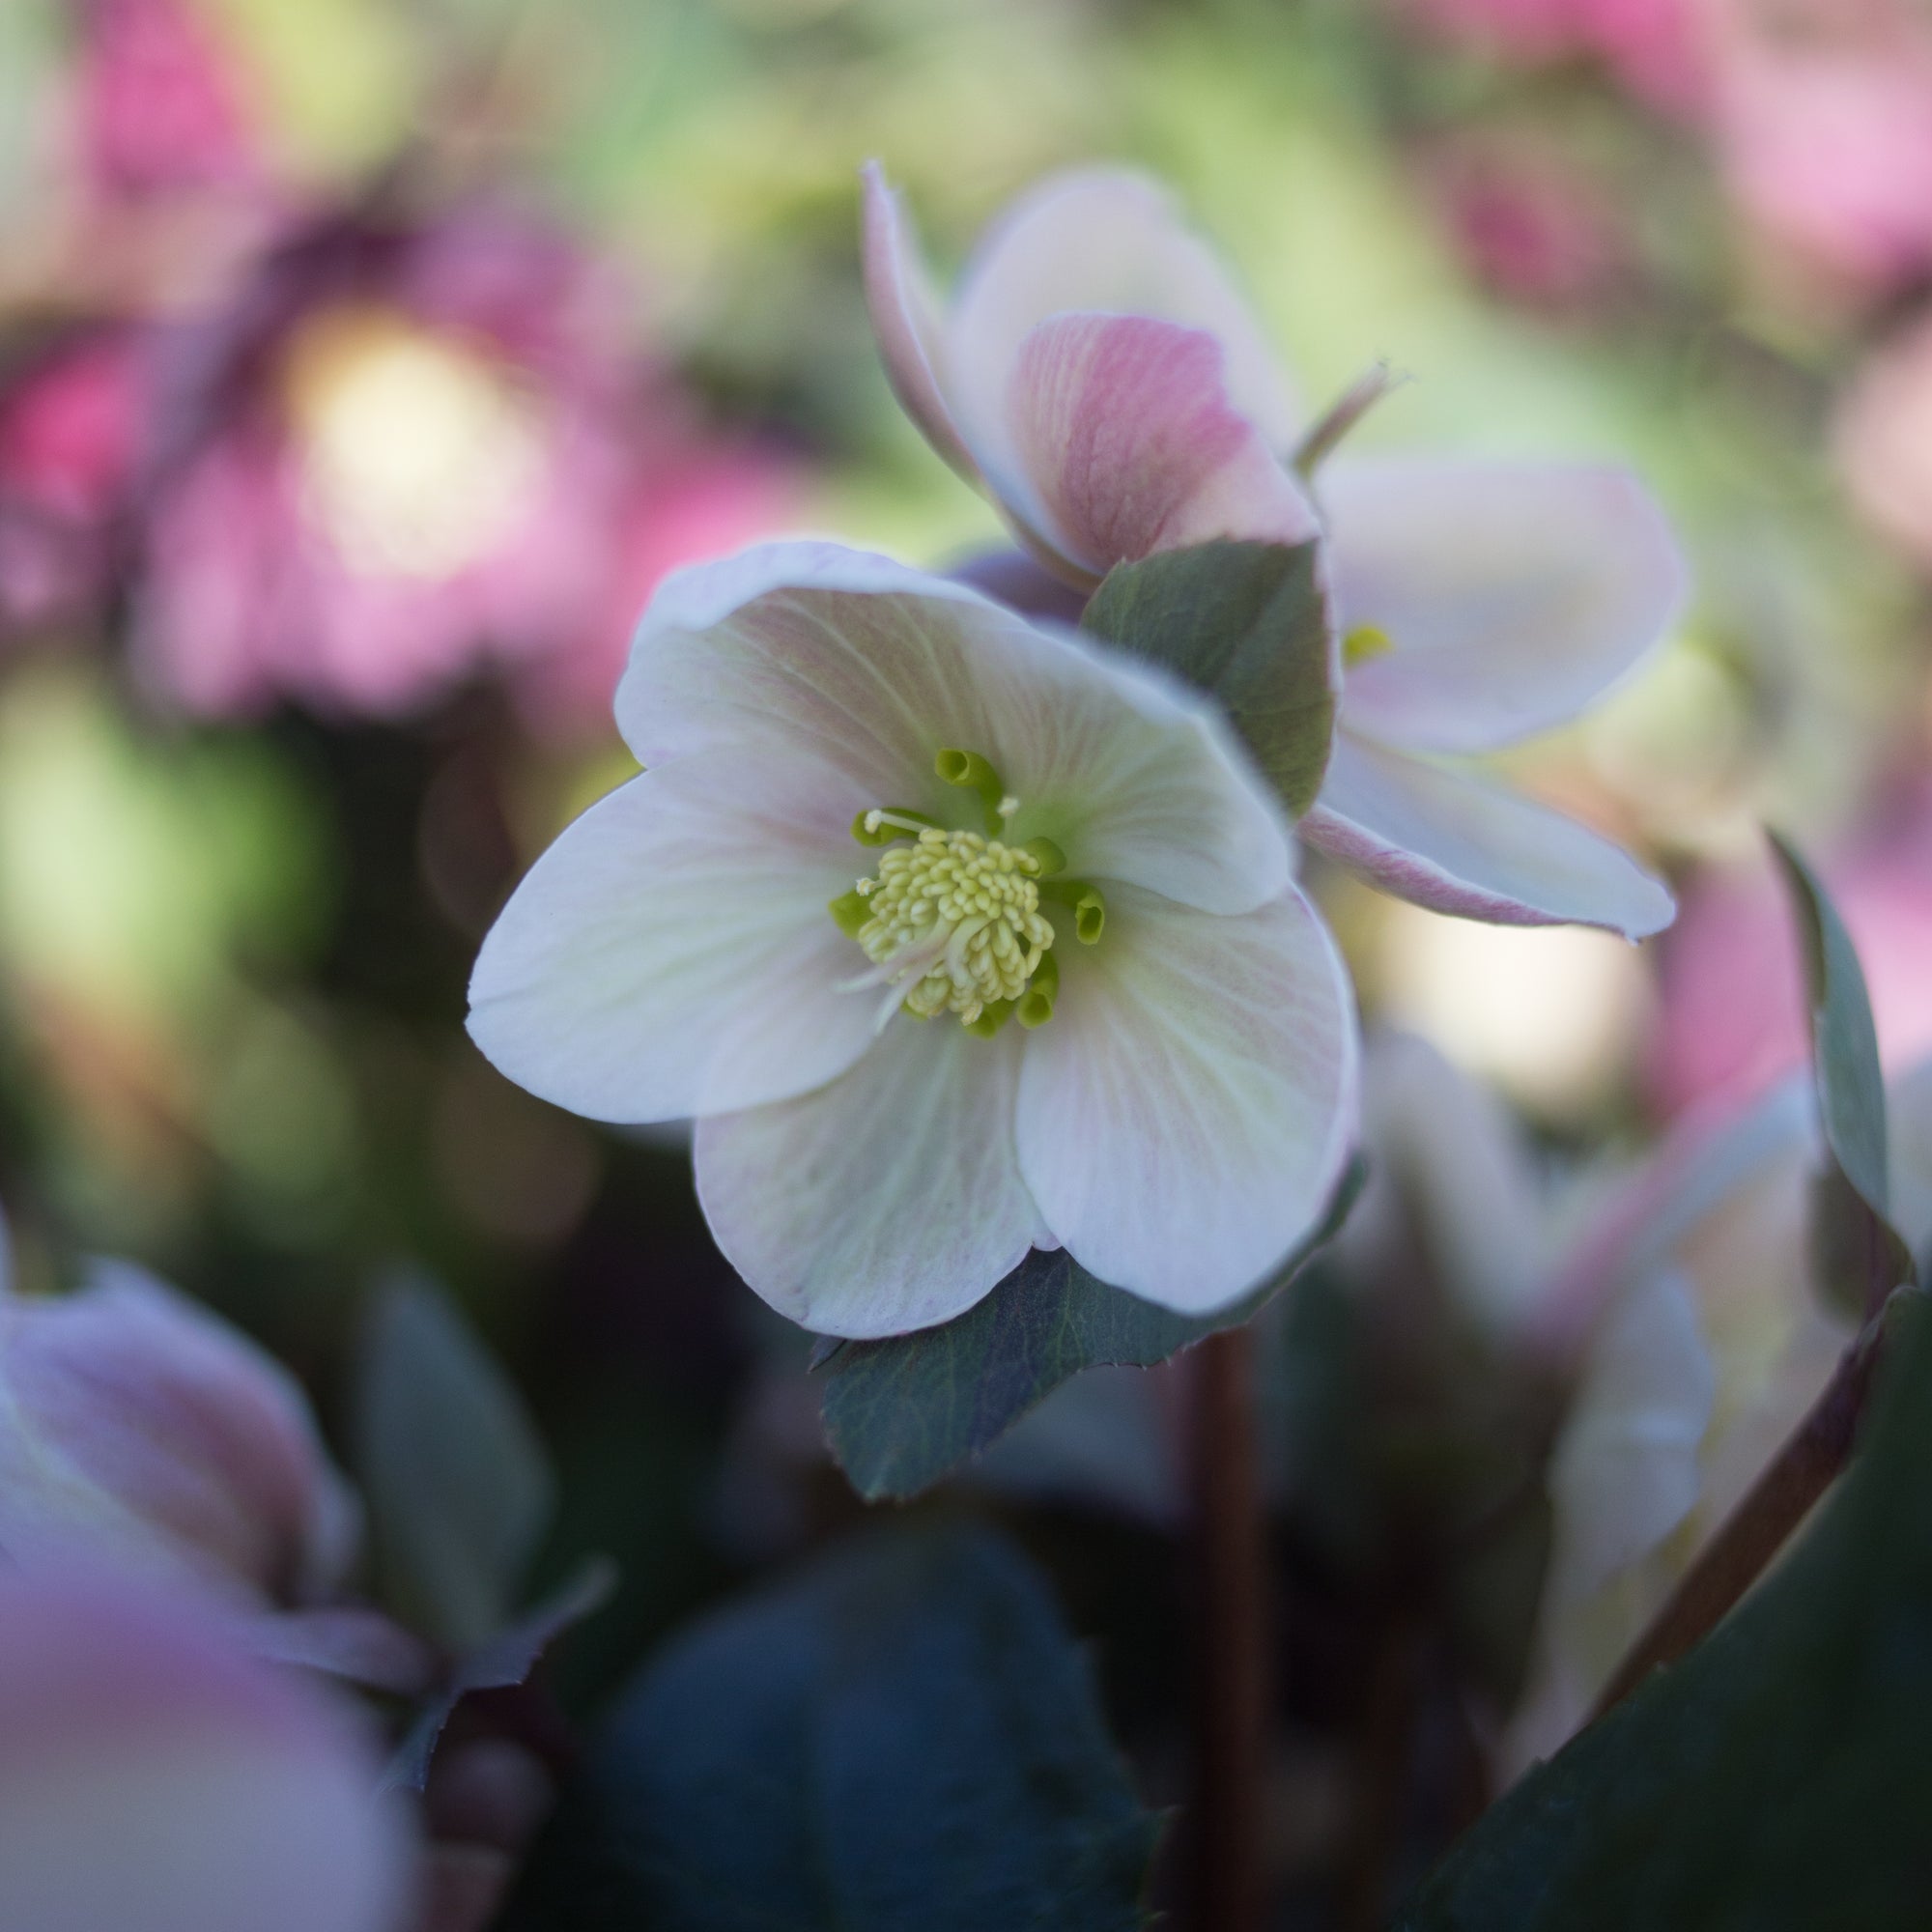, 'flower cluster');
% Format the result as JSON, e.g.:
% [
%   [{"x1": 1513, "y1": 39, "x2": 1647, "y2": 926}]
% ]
[{"x1": 469, "y1": 164, "x2": 1681, "y2": 1340}]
